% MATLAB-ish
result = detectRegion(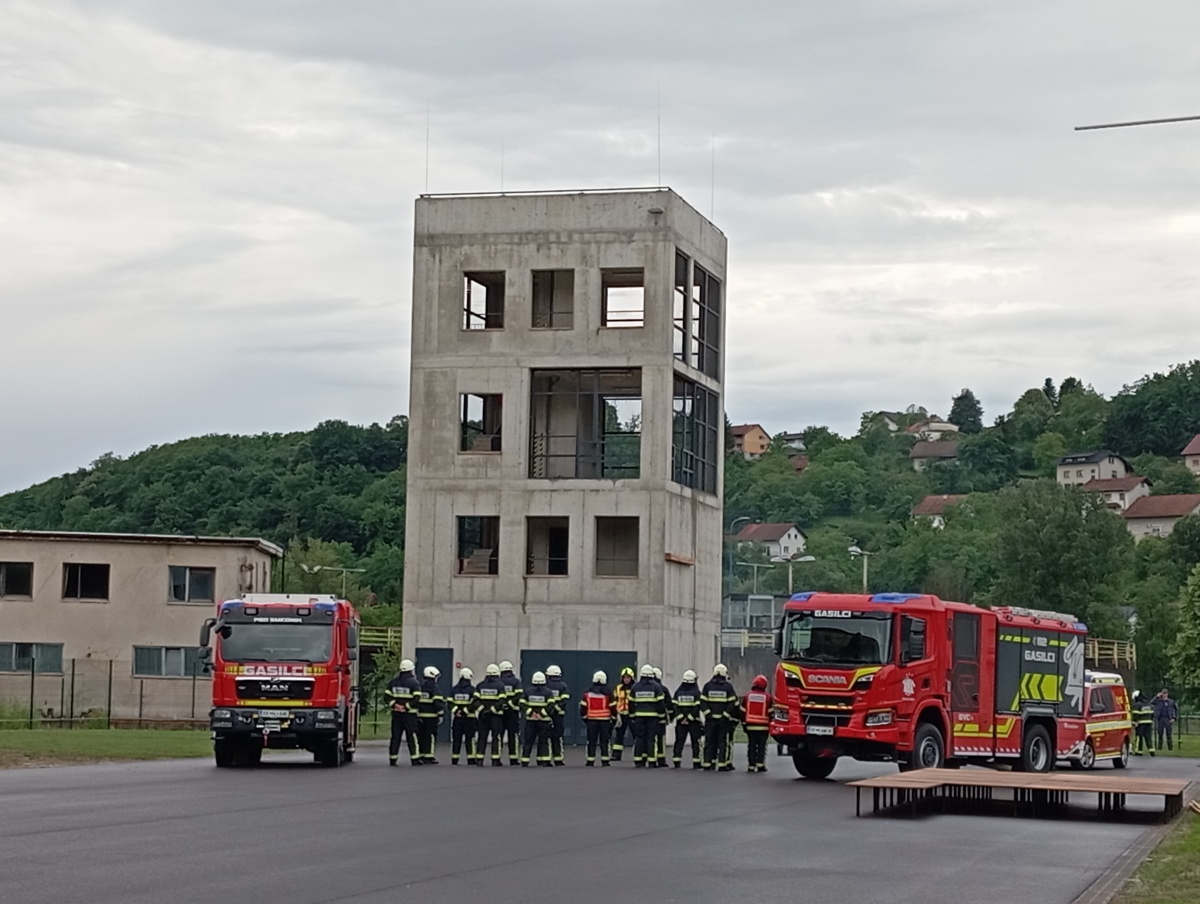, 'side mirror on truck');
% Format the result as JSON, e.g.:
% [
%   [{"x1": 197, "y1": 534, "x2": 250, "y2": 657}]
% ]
[
  {"x1": 347, "y1": 625, "x2": 359, "y2": 661},
  {"x1": 773, "y1": 620, "x2": 784, "y2": 657}
]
